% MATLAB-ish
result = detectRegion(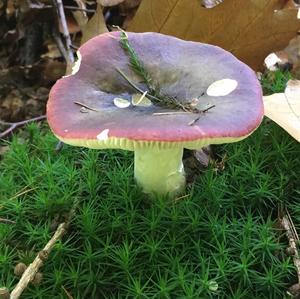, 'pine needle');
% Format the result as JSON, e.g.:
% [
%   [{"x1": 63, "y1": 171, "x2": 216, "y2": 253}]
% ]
[
  {"x1": 119, "y1": 31, "x2": 154, "y2": 91},
  {"x1": 118, "y1": 30, "x2": 213, "y2": 114}
]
